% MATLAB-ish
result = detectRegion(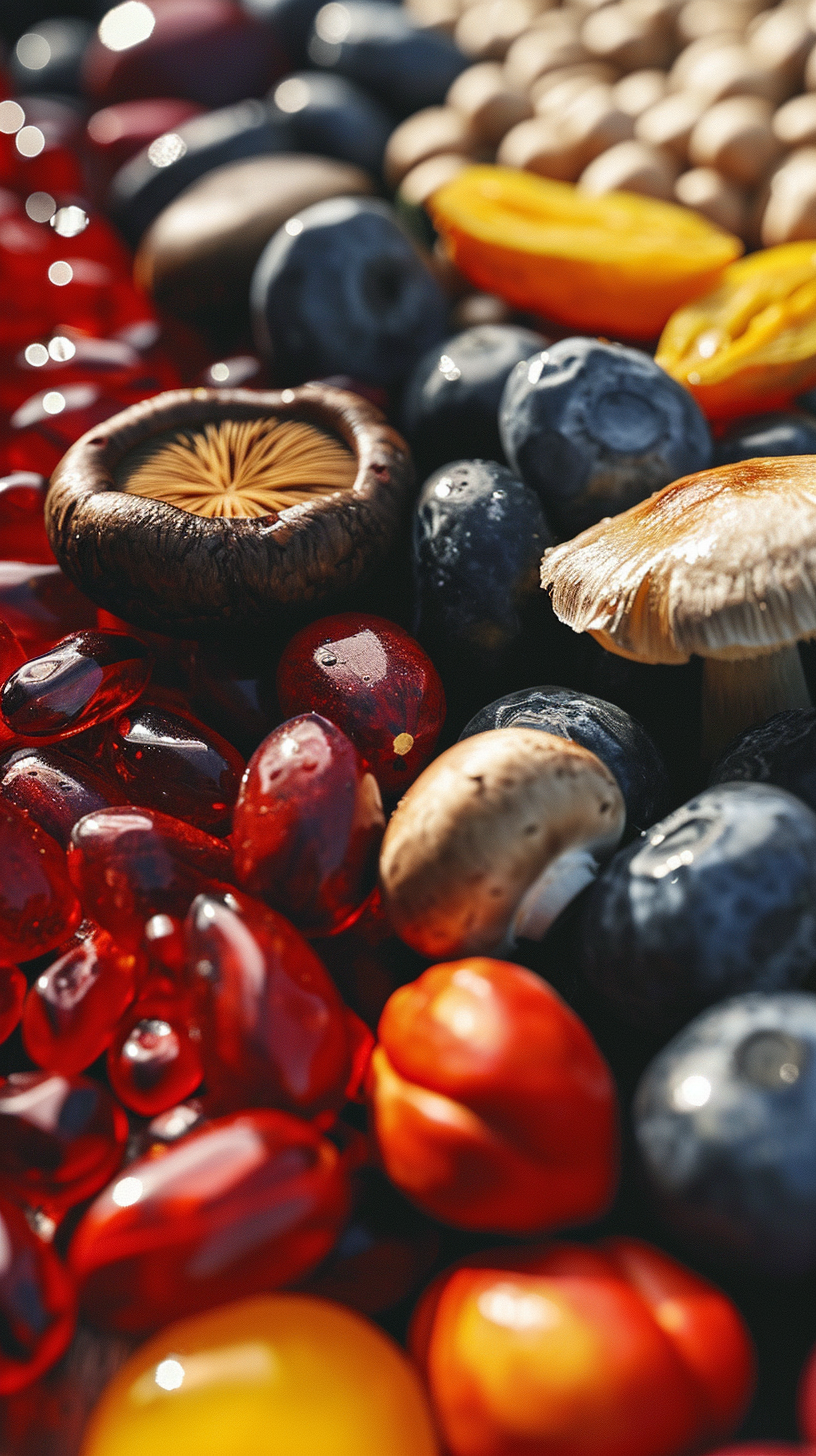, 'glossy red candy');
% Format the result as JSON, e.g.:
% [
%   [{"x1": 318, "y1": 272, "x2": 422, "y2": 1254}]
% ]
[
  {"x1": 23, "y1": 924, "x2": 139, "y2": 1077},
  {"x1": 276, "y1": 614, "x2": 446, "y2": 797},
  {"x1": 232, "y1": 713, "x2": 385, "y2": 936},
  {"x1": 1, "y1": 384, "x2": 148, "y2": 476},
  {"x1": 189, "y1": 638, "x2": 277, "y2": 756},
  {"x1": 0, "y1": 963, "x2": 25, "y2": 1043},
  {"x1": 0, "y1": 331, "x2": 178, "y2": 416},
  {"x1": 184, "y1": 887, "x2": 355, "y2": 1119},
  {"x1": 105, "y1": 702, "x2": 245, "y2": 835},
  {"x1": 0, "y1": 562, "x2": 98, "y2": 654},
  {"x1": 0, "y1": 1071, "x2": 128, "y2": 1217},
  {"x1": 69, "y1": 1108, "x2": 351, "y2": 1332},
  {"x1": 68, "y1": 805, "x2": 234, "y2": 950},
  {"x1": 1, "y1": 630, "x2": 153, "y2": 741},
  {"x1": 0, "y1": 746, "x2": 127, "y2": 848},
  {"x1": 84, "y1": 98, "x2": 206, "y2": 199},
  {"x1": 0, "y1": 1194, "x2": 75, "y2": 1393},
  {"x1": 0, "y1": 619, "x2": 26, "y2": 750},
  {"x1": 107, "y1": 992, "x2": 204, "y2": 1116},
  {"x1": 0, "y1": 801, "x2": 80, "y2": 960},
  {"x1": 0, "y1": 473, "x2": 54, "y2": 563}
]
